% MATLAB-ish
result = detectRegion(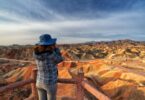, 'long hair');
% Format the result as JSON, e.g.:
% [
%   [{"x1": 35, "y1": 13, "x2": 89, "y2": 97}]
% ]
[{"x1": 33, "y1": 44, "x2": 56, "y2": 54}]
